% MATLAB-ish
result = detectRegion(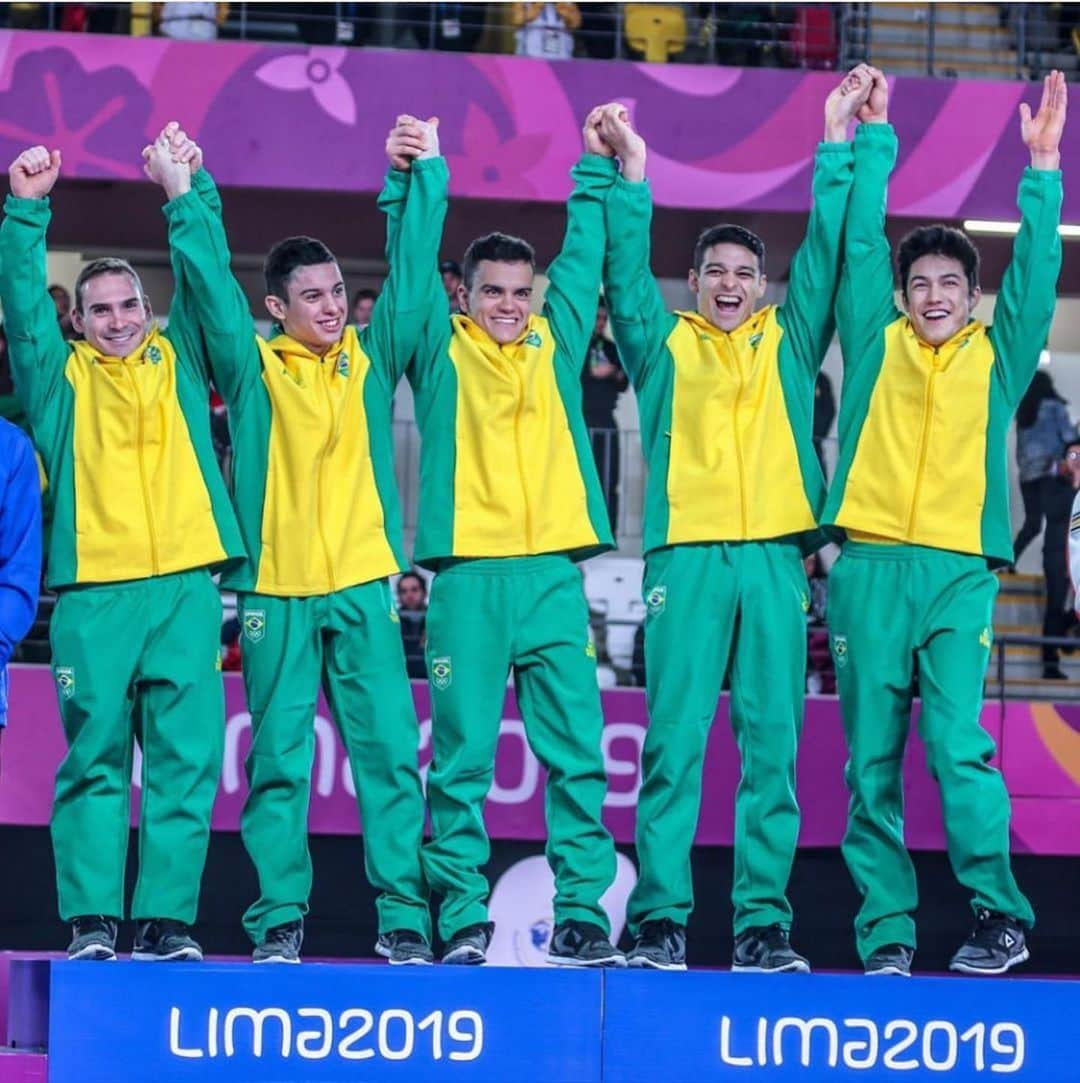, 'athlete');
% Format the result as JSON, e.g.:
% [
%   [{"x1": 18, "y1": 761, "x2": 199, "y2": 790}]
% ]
[
  {"x1": 595, "y1": 69, "x2": 872, "y2": 971},
  {"x1": 409, "y1": 105, "x2": 625, "y2": 968},
  {"x1": 152, "y1": 116, "x2": 445, "y2": 964},
  {"x1": 1, "y1": 143, "x2": 245, "y2": 961},
  {"x1": 824, "y1": 69, "x2": 1066, "y2": 976}
]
